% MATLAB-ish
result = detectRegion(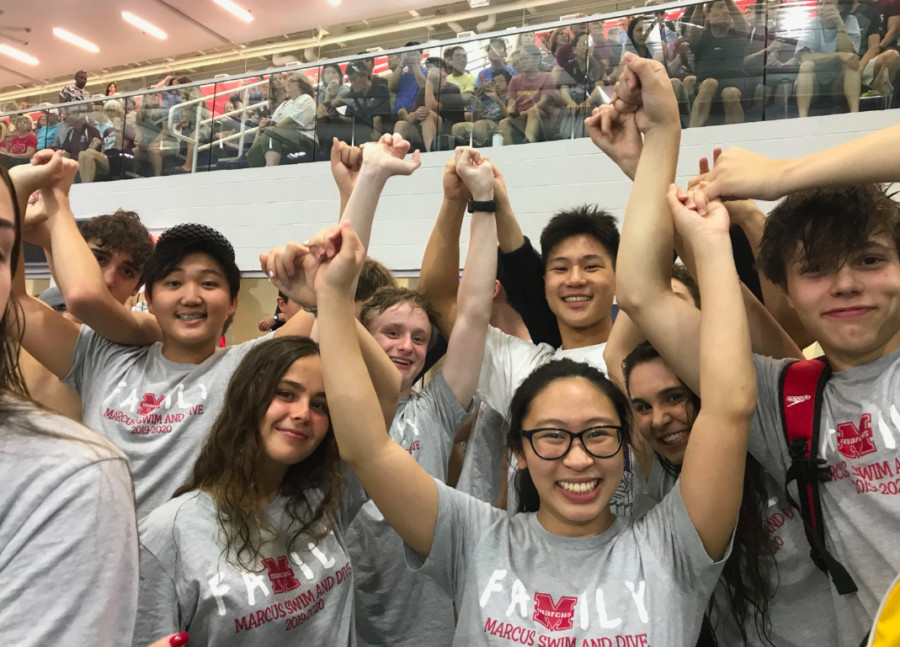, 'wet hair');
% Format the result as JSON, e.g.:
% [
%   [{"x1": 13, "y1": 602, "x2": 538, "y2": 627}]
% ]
[
  {"x1": 540, "y1": 204, "x2": 620, "y2": 269},
  {"x1": 671, "y1": 263, "x2": 700, "y2": 307},
  {"x1": 78, "y1": 209, "x2": 155, "y2": 271},
  {"x1": 359, "y1": 286, "x2": 440, "y2": 348},
  {"x1": 506, "y1": 359, "x2": 632, "y2": 514},
  {"x1": 140, "y1": 223, "x2": 240, "y2": 299},
  {"x1": 621, "y1": 341, "x2": 776, "y2": 646},
  {"x1": 175, "y1": 337, "x2": 342, "y2": 571},
  {"x1": 757, "y1": 184, "x2": 900, "y2": 289},
  {"x1": 355, "y1": 258, "x2": 397, "y2": 303}
]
